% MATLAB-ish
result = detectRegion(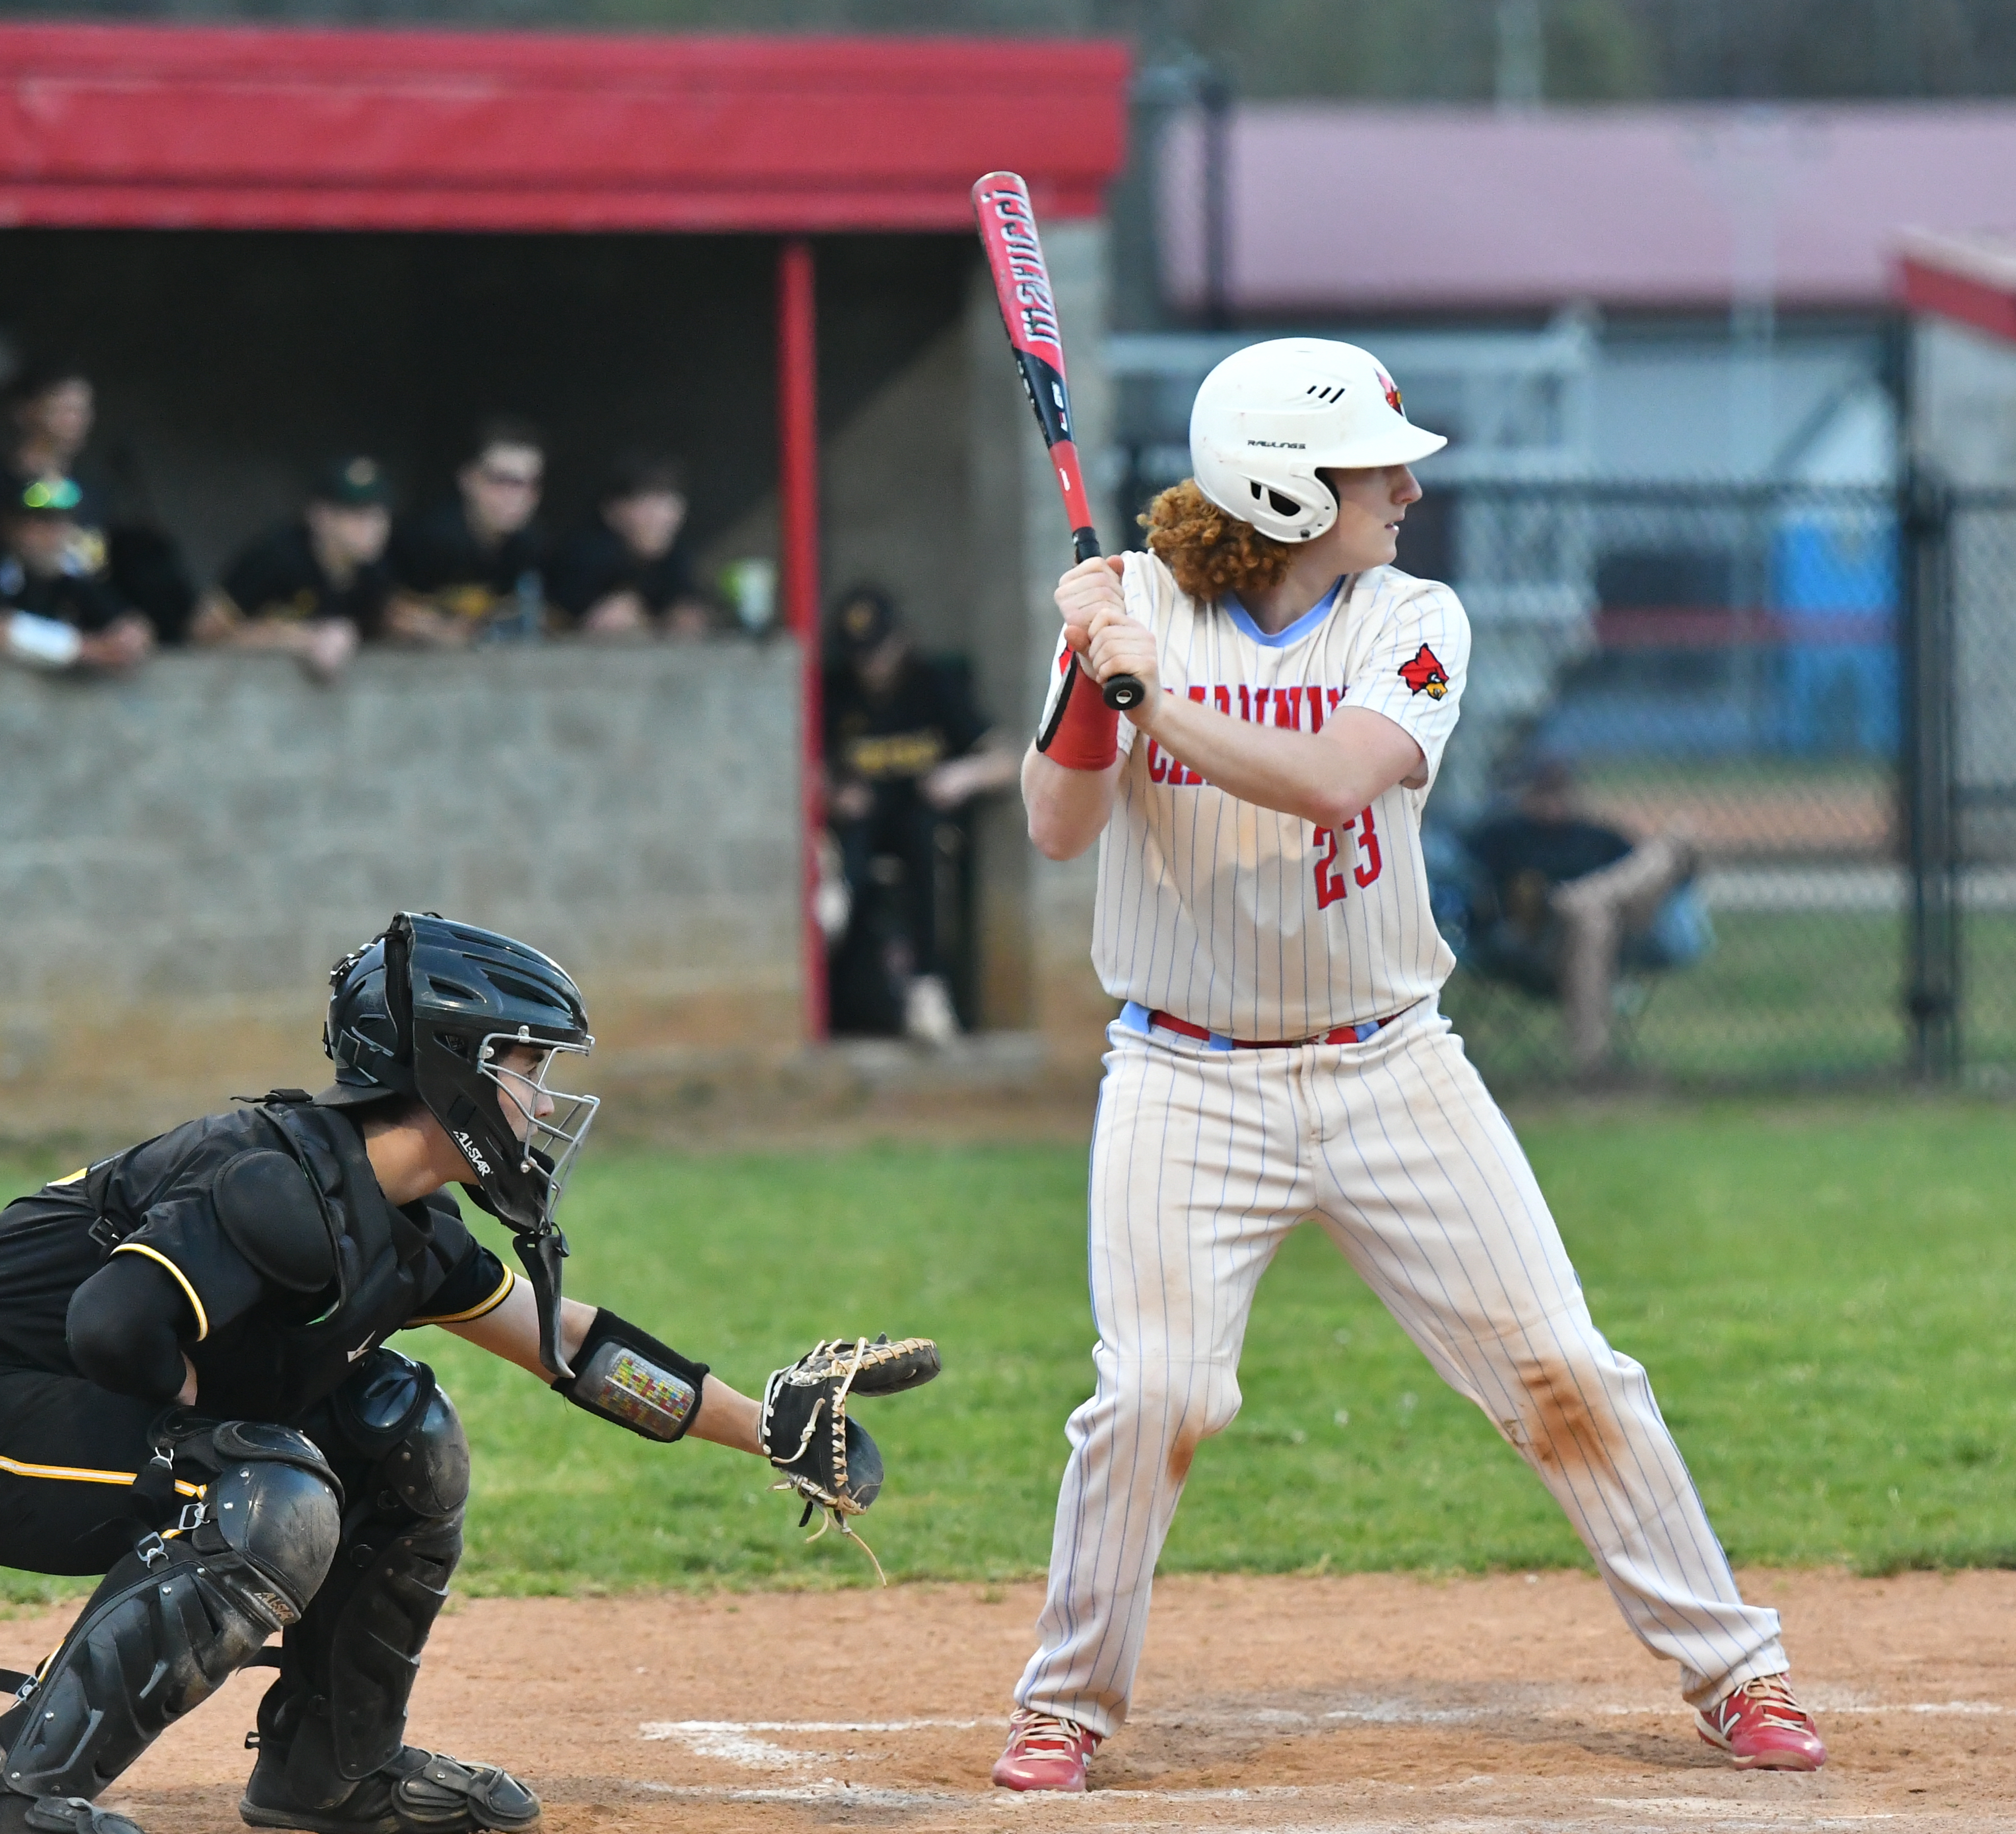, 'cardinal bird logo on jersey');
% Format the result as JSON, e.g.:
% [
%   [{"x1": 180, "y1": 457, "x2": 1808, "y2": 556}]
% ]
[{"x1": 1399, "y1": 643, "x2": 1449, "y2": 699}]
